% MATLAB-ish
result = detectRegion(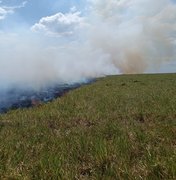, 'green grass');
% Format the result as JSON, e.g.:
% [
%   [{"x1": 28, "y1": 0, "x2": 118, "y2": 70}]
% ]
[{"x1": 0, "y1": 73, "x2": 176, "y2": 179}]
